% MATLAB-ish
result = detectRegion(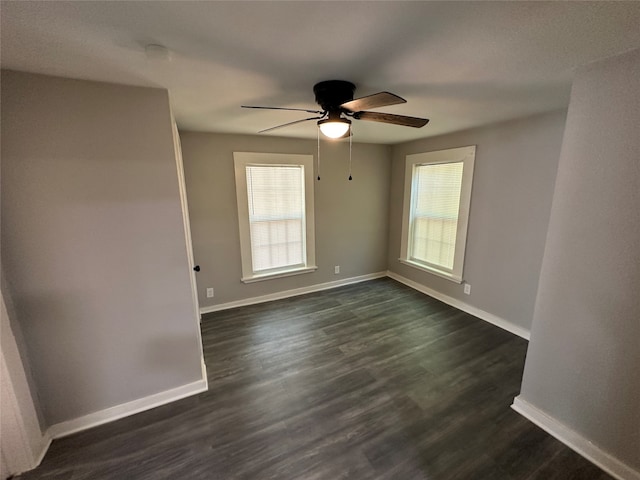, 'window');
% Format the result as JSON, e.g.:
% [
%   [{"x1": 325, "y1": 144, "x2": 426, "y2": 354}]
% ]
[
  {"x1": 234, "y1": 152, "x2": 316, "y2": 283},
  {"x1": 400, "y1": 146, "x2": 475, "y2": 283}
]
